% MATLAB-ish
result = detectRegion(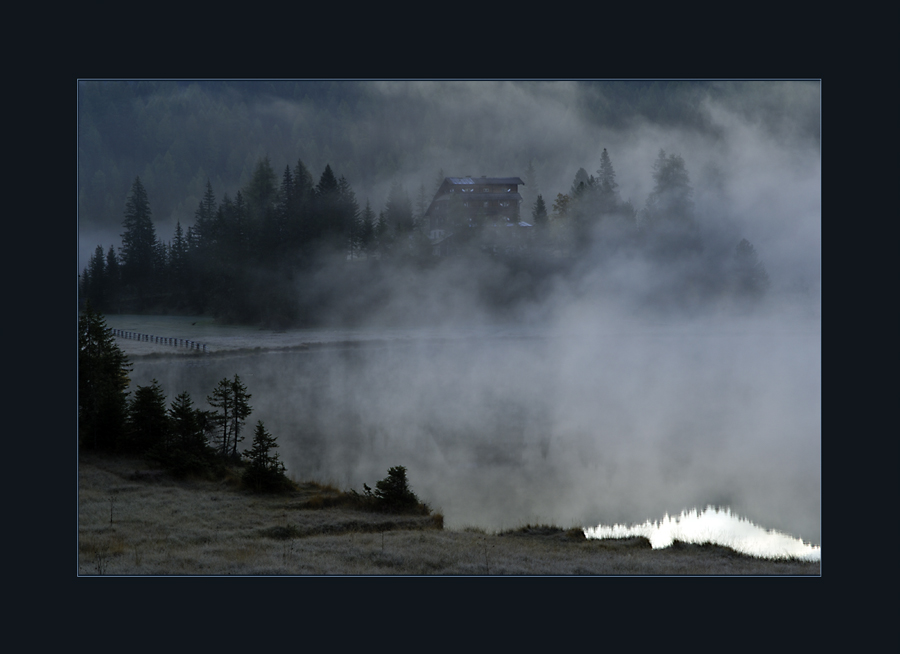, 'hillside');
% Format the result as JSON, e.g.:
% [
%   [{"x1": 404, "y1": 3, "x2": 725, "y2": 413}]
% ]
[{"x1": 78, "y1": 453, "x2": 820, "y2": 576}]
